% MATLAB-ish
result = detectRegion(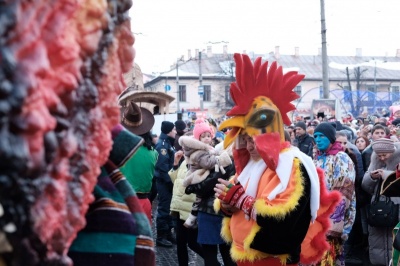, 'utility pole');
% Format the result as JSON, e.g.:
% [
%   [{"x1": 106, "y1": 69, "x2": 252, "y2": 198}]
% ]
[
  {"x1": 199, "y1": 51, "x2": 203, "y2": 112},
  {"x1": 176, "y1": 59, "x2": 180, "y2": 113},
  {"x1": 373, "y1": 59, "x2": 377, "y2": 113},
  {"x1": 320, "y1": 0, "x2": 329, "y2": 99}
]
